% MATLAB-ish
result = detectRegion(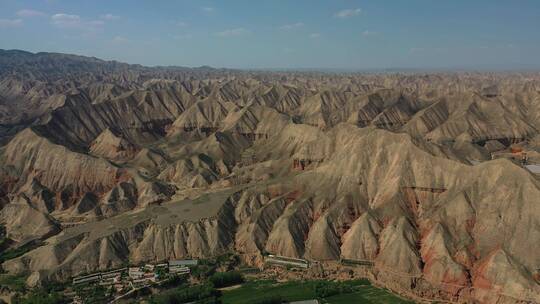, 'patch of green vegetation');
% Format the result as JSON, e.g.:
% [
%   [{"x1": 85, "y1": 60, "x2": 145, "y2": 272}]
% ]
[
  {"x1": 5, "y1": 278, "x2": 69, "y2": 304},
  {"x1": 0, "y1": 271, "x2": 68, "y2": 295},
  {"x1": 0, "y1": 237, "x2": 9, "y2": 250},
  {"x1": 221, "y1": 280, "x2": 318, "y2": 304},
  {"x1": 0, "y1": 240, "x2": 44, "y2": 263},
  {"x1": 0, "y1": 227, "x2": 9, "y2": 252},
  {"x1": 192, "y1": 265, "x2": 216, "y2": 280},
  {"x1": 190, "y1": 253, "x2": 241, "y2": 281},
  {"x1": 73, "y1": 284, "x2": 111, "y2": 304},
  {"x1": 237, "y1": 266, "x2": 260, "y2": 274},
  {"x1": 158, "y1": 273, "x2": 188, "y2": 289},
  {"x1": 149, "y1": 283, "x2": 221, "y2": 304},
  {"x1": 214, "y1": 252, "x2": 238, "y2": 266},
  {"x1": 12, "y1": 289, "x2": 68, "y2": 304},
  {"x1": 323, "y1": 285, "x2": 415, "y2": 304},
  {"x1": 209, "y1": 271, "x2": 244, "y2": 288},
  {"x1": 313, "y1": 280, "x2": 359, "y2": 298},
  {"x1": 250, "y1": 295, "x2": 283, "y2": 304},
  {"x1": 0, "y1": 274, "x2": 27, "y2": 292},
  {"x1": 221, "y1": 279, "x2": 412, "y2": 304}
]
